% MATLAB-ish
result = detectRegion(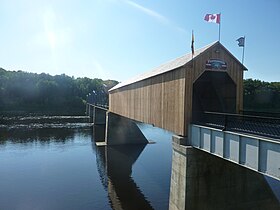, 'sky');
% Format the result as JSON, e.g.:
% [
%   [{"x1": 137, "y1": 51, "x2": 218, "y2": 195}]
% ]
[{"x1": 0, "y1": 0, "x2": 279, "y2": 82}]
